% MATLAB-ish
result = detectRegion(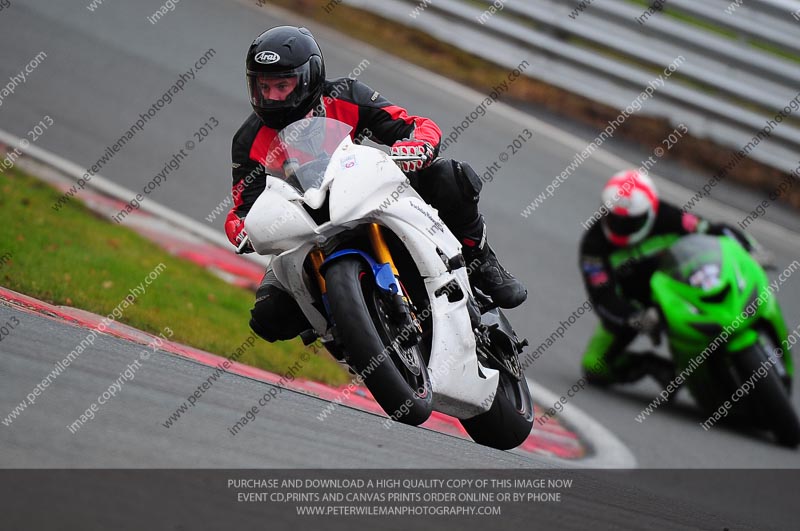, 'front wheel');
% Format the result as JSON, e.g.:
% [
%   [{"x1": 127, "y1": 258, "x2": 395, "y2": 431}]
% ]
[
  {"x1": 325, "y1": 257, "x2": 432, "y2": 426},
  {"x1": 735, "y1": 345, "x2": 800, "y2": 448}
]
